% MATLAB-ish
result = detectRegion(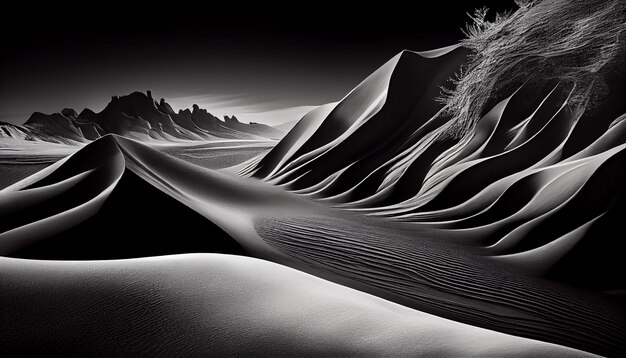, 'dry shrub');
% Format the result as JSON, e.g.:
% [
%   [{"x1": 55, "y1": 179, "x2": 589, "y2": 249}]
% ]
[{"x1": 440, "y1": 0, "x2": 626, "y2": 138}]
